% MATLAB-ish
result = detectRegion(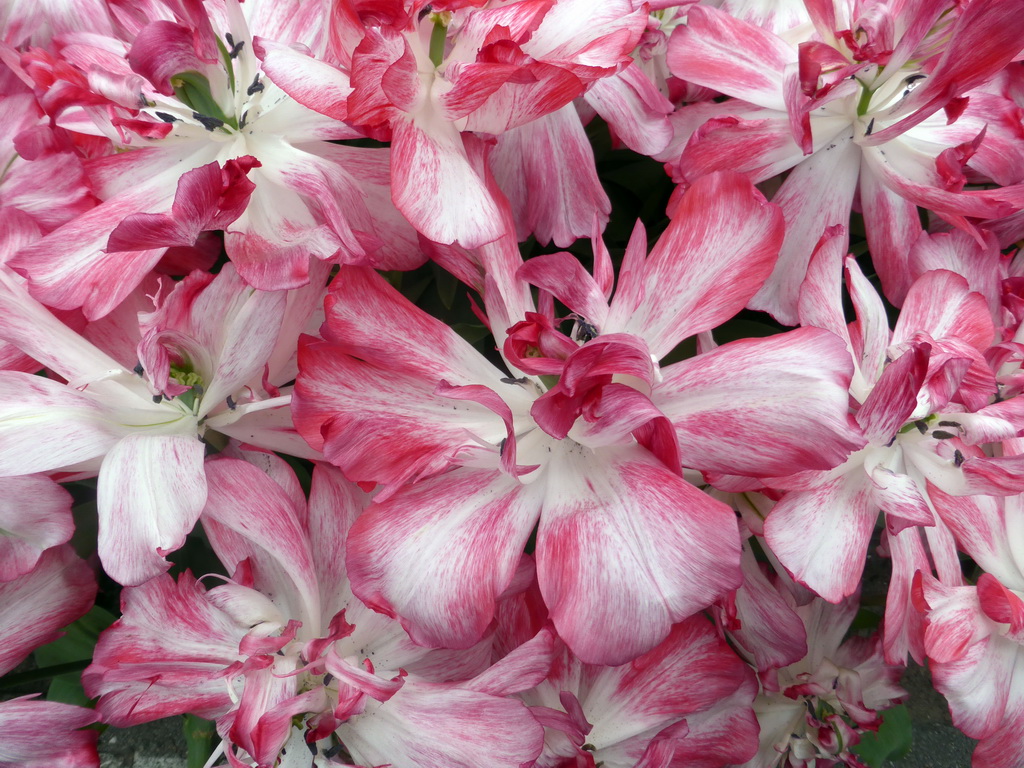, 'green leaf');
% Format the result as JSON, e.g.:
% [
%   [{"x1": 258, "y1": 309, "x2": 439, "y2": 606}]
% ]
[
  {"x1": 852, "y1": 704, "x2": 913, "y2": 767},
  {"x1": 33, "y1": 605, "x2": 116, "y2": 705},
  {"x1": 184, "y1": 713, "x2": 218, "y2": 768}
]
